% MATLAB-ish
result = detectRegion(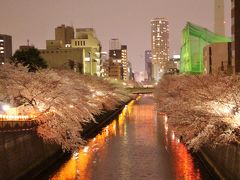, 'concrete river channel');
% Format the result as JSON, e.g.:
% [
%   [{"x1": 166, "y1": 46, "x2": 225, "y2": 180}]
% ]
[{"x1": 38, "y1": 94, "x2": 216, "y2": 180}]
